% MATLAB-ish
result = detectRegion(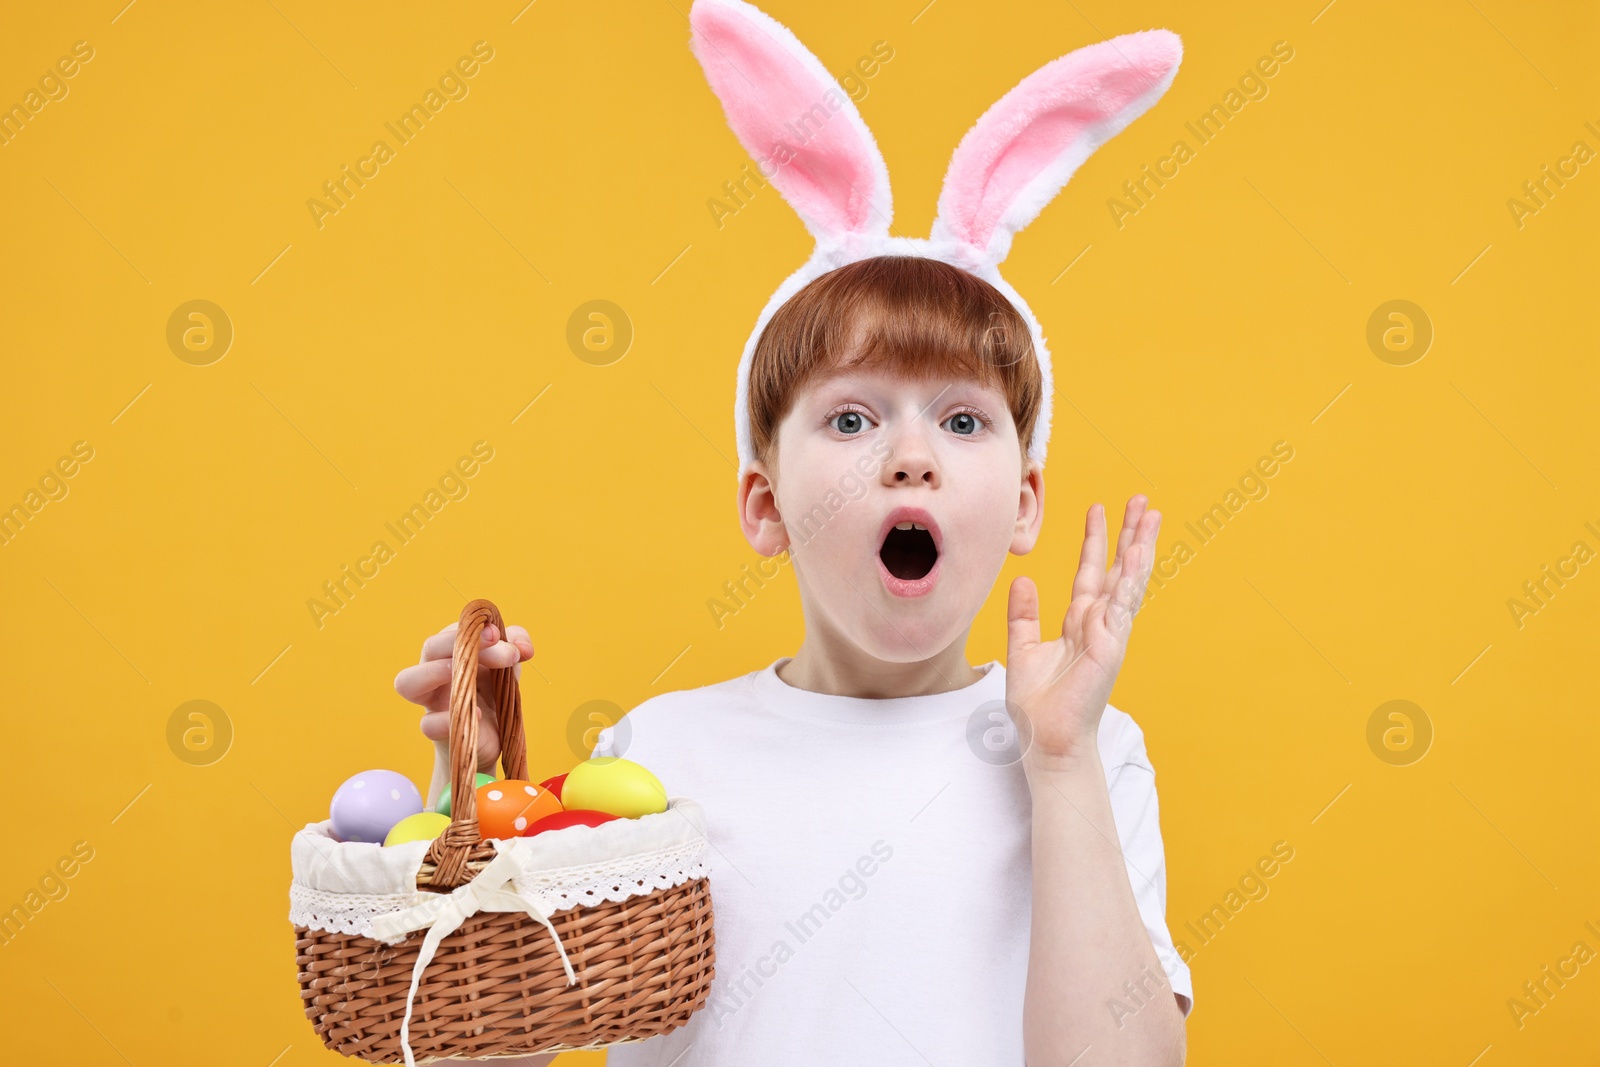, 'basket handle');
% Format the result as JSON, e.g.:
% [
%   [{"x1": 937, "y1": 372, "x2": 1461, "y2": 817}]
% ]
[{"x1": 424, "y1": 598, "x2": 529, "y2": 888}]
